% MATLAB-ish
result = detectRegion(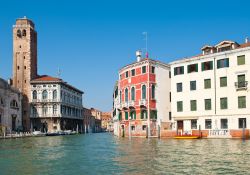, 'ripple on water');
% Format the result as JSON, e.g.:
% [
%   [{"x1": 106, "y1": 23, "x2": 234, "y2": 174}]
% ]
[{"x1": 0, "y1": 134, "x2": 250, "y2": 175}]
